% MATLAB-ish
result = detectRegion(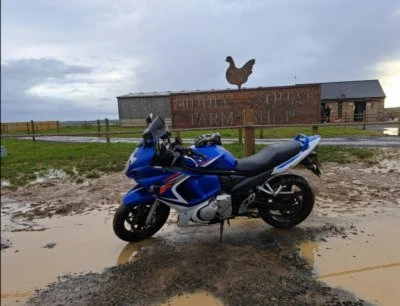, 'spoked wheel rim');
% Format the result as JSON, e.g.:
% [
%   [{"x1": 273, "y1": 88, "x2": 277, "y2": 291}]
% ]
[
  {"x1": 266, "y1": 183, "x2": 304, "y2": 223},
  {"x1": 124, "y1": 203, "x2": 159, "y2": 233}
]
